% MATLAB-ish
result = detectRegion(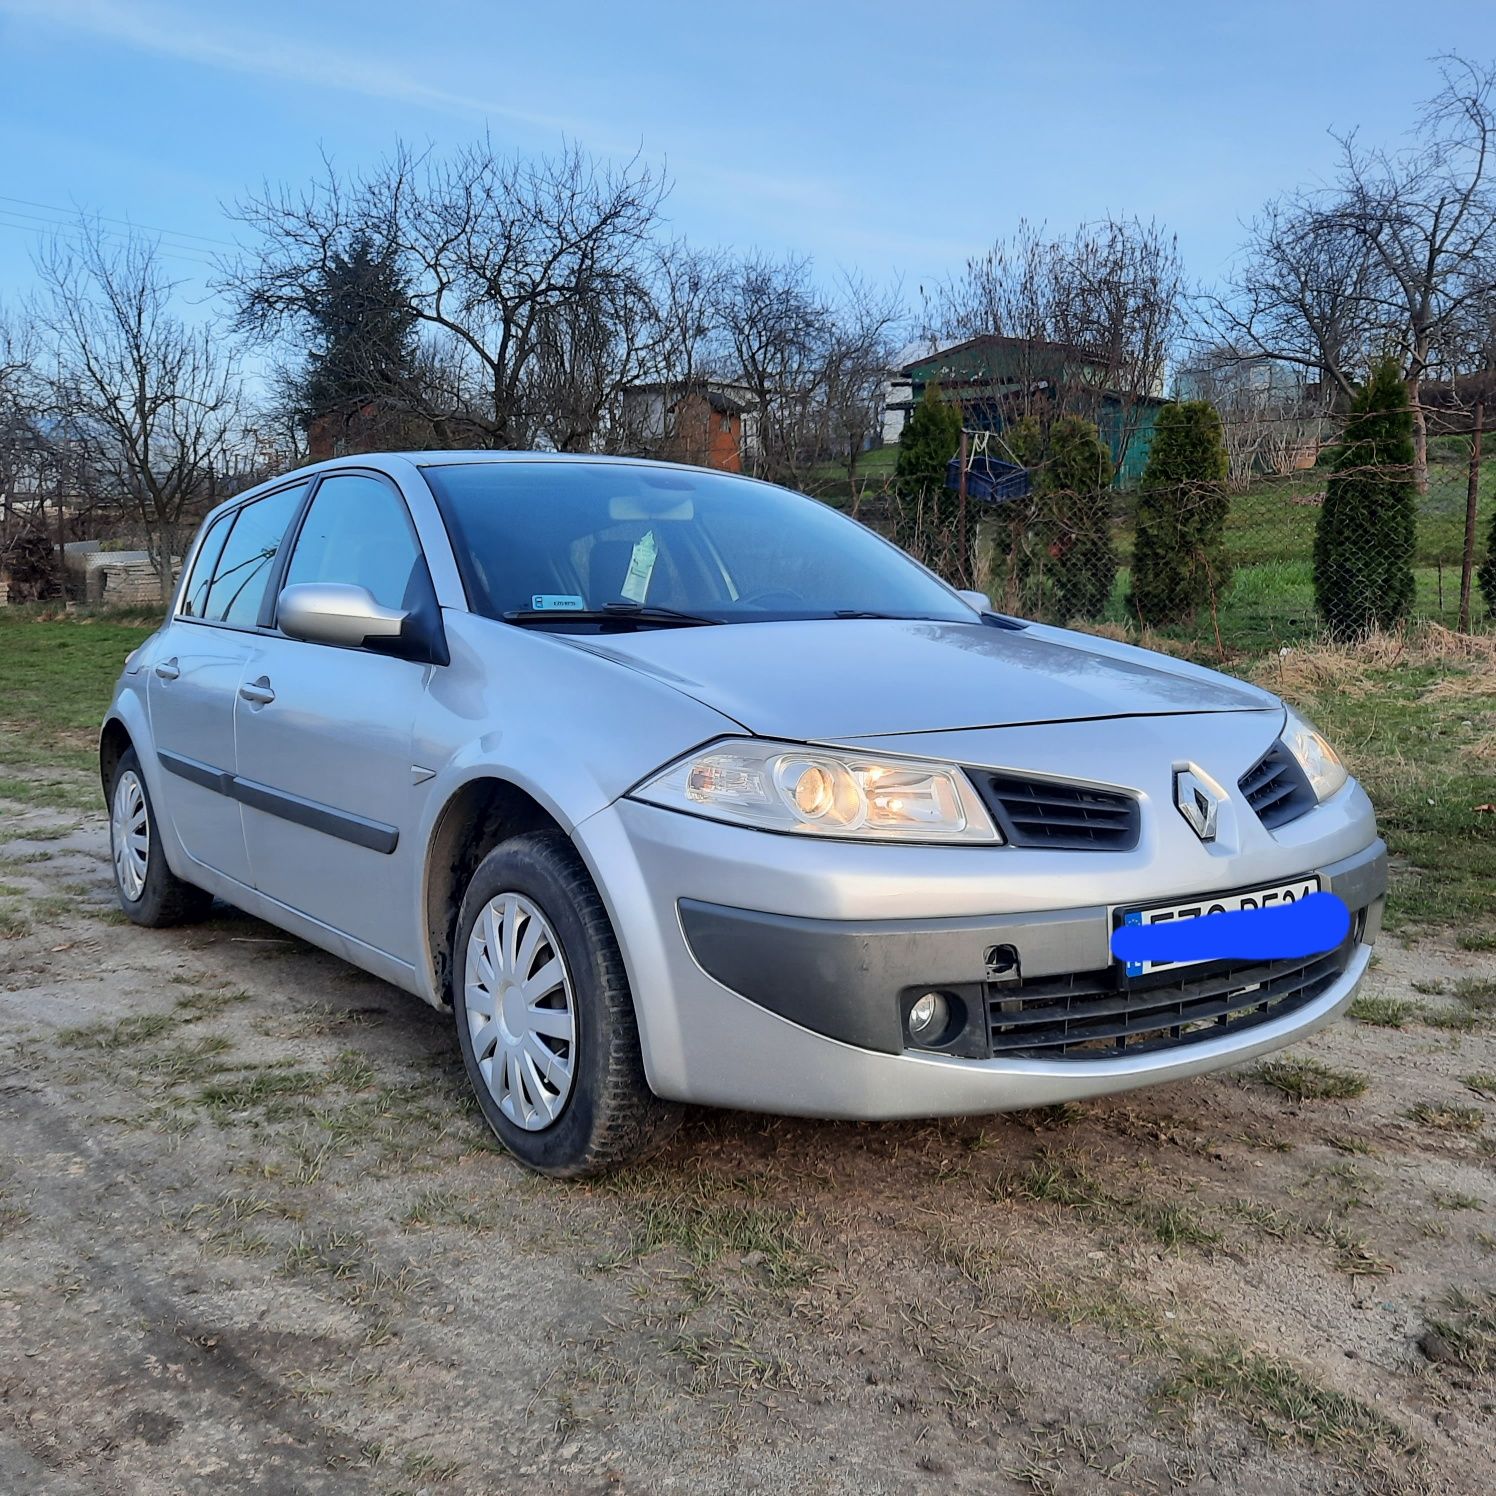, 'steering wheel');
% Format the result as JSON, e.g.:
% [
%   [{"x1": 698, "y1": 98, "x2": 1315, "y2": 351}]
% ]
[{"x1": 738, "y1": 588, "x2": 806, "y2": 610}]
